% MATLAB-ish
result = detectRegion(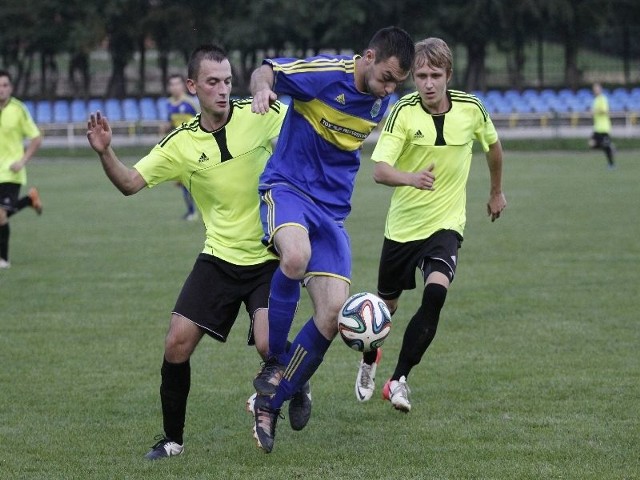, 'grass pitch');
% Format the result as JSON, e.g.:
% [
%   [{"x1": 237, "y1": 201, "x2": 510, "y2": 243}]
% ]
[{"x1": 1, "y1": 145, "x2": 638, "y2": 479}]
